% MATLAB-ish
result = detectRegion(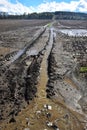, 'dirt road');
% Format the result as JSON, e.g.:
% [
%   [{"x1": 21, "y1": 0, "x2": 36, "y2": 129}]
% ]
[{"x1": 0, "y1": 20, "x2": 87, "y2": 130}]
